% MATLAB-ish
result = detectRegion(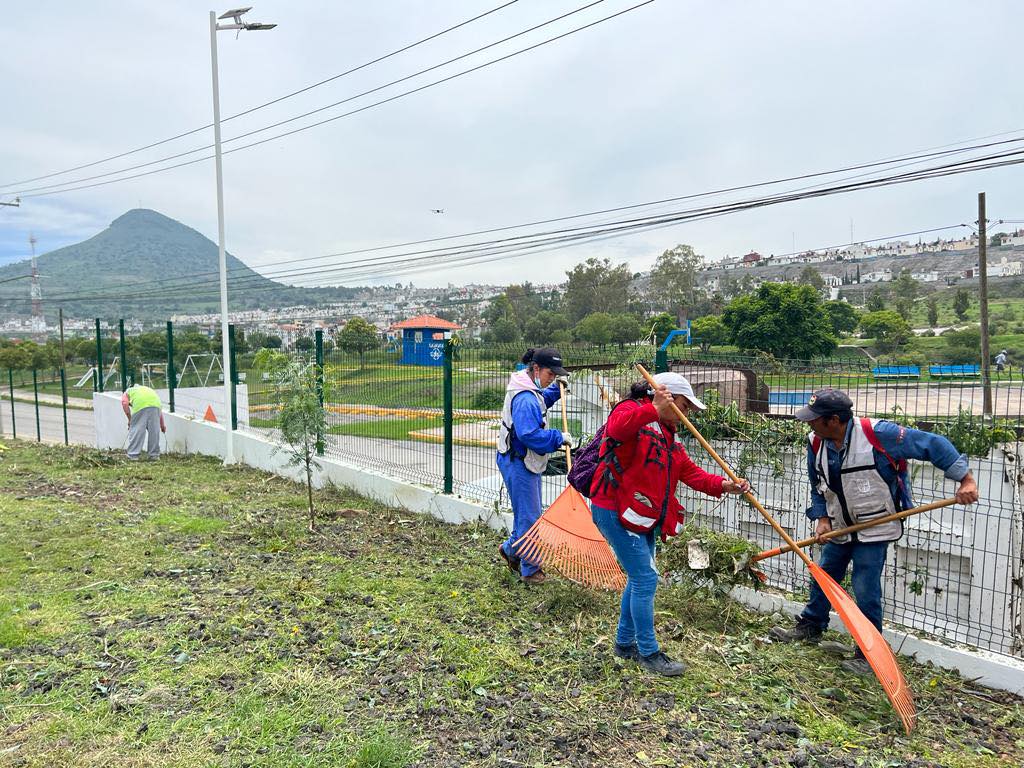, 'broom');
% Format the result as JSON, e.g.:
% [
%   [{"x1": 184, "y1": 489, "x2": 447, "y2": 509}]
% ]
[
  {"x1": 513, "y1": 381, "x2": 626, "y2": 591},
  {"x1": 635, "y1": 364, "x2": 917, "y2": 734}
]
